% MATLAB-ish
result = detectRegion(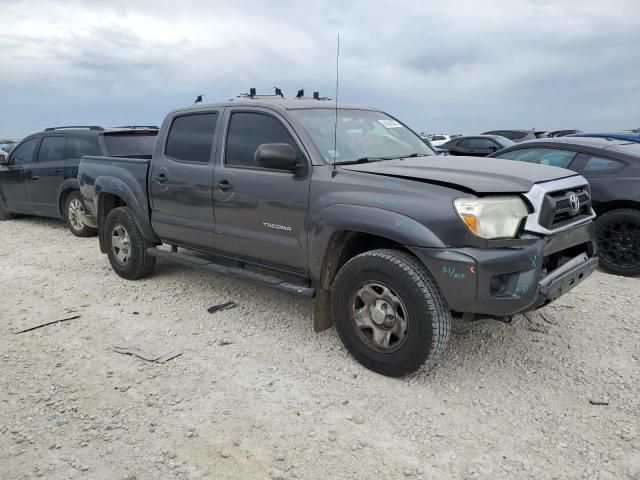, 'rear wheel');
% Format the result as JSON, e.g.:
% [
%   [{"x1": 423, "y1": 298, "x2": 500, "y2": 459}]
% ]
[
  {"x1": 331, "y1": 249, "x2": 451, "y2": 376},
  {"x1": 595, "y1": 208, "x2": 640, "y2": 277},
  {"x1": 65, "y1": 191, "x2": 97, "y2": 237},
  {"x1": 104, "y1": 207, "x2": 156, "y2": 280}
]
